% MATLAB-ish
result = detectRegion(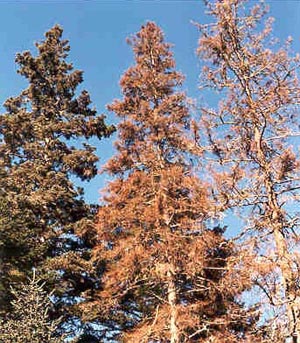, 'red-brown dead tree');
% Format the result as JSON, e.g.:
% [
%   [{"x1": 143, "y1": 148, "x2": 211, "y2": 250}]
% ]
[
  {"x1": 86, "y1": 22, "x2": 262, "y2": 343},
  {"x1": 197, "y1": 0, "x2": 300, "y2": 341}
]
